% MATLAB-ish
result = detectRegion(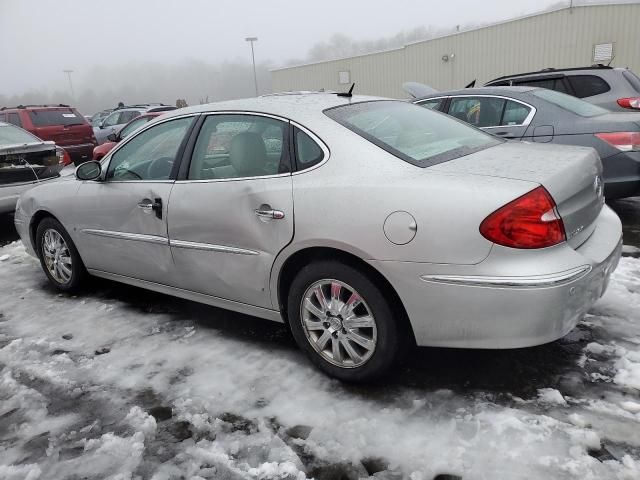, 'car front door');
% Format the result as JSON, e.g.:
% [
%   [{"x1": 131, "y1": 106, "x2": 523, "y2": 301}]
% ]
[
  {"x1": 73, "y1": 115, "x2": 196, "y2": 284},
  {"x1": 167, "y1": 113, "x2": 294, "y2": 309},
  {"x1": 446, "y1": 96, "x2": 533, "y2": 139}
]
